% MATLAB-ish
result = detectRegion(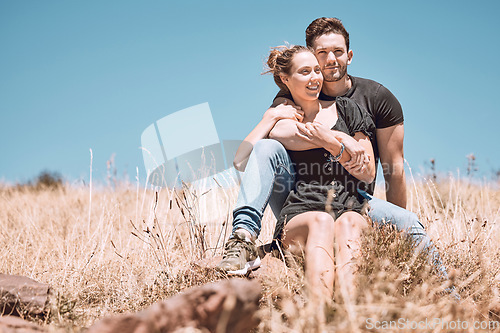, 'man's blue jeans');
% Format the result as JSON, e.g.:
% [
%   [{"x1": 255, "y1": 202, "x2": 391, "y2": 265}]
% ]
[{"x1": 232, "y1": 139, "x2": 449, "y2": 278}]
